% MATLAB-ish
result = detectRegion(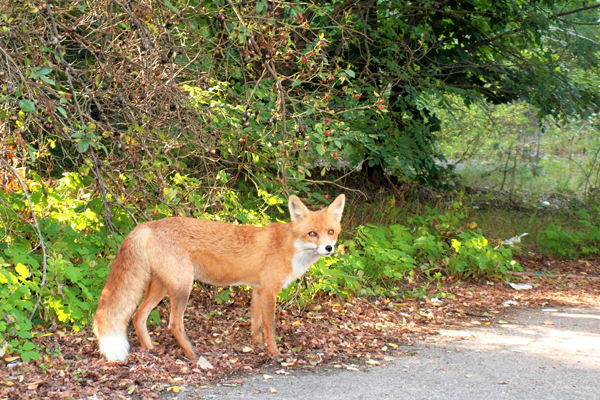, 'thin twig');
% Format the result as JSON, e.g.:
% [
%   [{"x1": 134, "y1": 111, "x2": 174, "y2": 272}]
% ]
[{"x1": 303, "y1": 179, "x2": 367, "y2": 198}]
